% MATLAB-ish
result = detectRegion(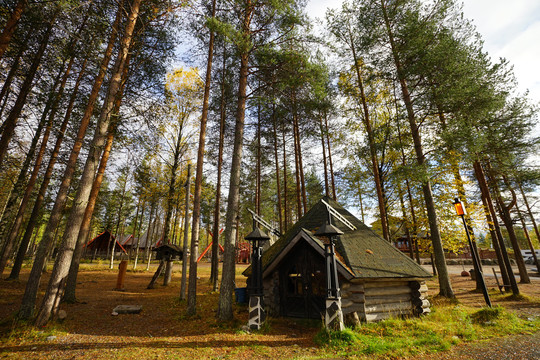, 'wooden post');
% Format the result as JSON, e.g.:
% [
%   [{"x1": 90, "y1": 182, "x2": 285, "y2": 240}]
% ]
[{"x1": 115, "y1": 260, "x2": 128, "y2": 290}]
